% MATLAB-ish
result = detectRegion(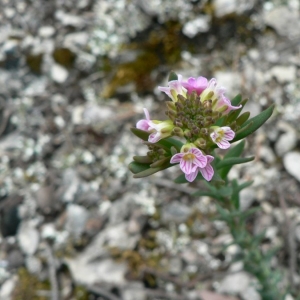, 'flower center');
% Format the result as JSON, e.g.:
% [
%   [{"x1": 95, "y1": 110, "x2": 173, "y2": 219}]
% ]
[
  {"x1": 183, "y1": 153, "x2": 195, "y2": 161},
  {"x1": 215, "y1": 129, "x2": 224, "y2": 143}
]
